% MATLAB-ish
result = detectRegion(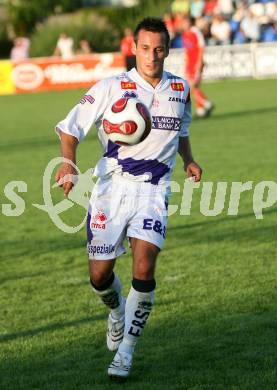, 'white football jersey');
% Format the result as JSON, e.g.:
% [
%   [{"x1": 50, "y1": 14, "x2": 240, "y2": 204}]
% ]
[{"x1": 56, "y1": 68, "x2": 191, "y2": 185}]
